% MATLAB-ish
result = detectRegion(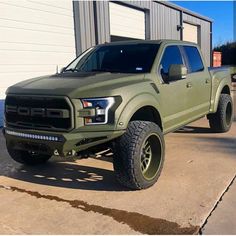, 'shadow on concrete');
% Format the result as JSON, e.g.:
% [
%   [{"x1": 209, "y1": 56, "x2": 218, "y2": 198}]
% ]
[
  {"x1": 0, "y1": 130, "x2": 125, "y2": 191},
  {"x1": 4, "y1": 158, "x2": 127, "y2": 192},
  {"x1": 90, "y1": 148, "x2": 114, "y2": 163},
  {"x1": 175, "y1": 125, "x2": 215, "y2": 134},
  {"x1": 192, "y1": 136, "x2": 236, "y2": 156}
]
